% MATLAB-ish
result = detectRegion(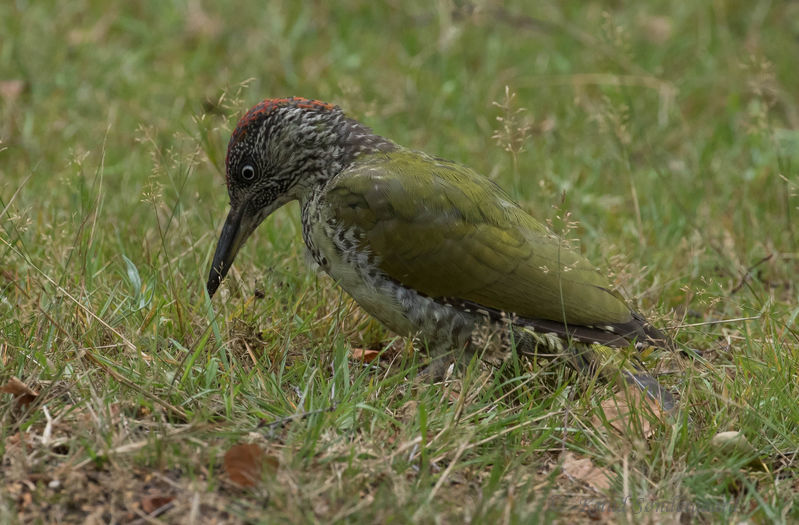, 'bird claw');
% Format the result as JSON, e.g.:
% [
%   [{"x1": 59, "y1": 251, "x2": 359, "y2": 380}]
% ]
[{"x1": 413, "y1": 357, "x2": 455, "y2": 384}]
